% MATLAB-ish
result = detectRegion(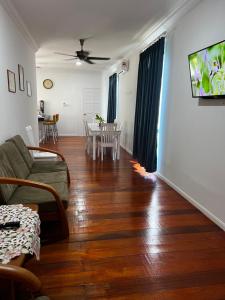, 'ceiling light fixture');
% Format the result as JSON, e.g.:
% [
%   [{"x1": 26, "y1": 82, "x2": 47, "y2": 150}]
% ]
[{"x1": 75, "y1": 60, "x2": 82, "y2": 66}]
